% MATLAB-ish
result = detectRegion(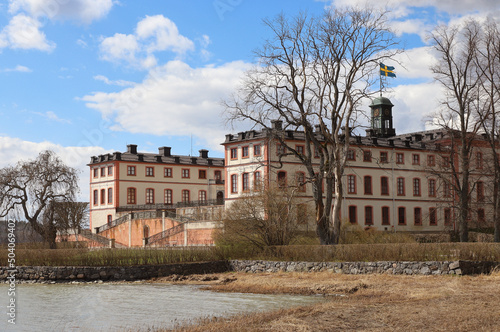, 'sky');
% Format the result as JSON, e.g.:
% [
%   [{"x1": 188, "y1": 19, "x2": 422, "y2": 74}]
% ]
[{"x1": 0, "y1": 0, "x2": 499, "y2": 201}]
